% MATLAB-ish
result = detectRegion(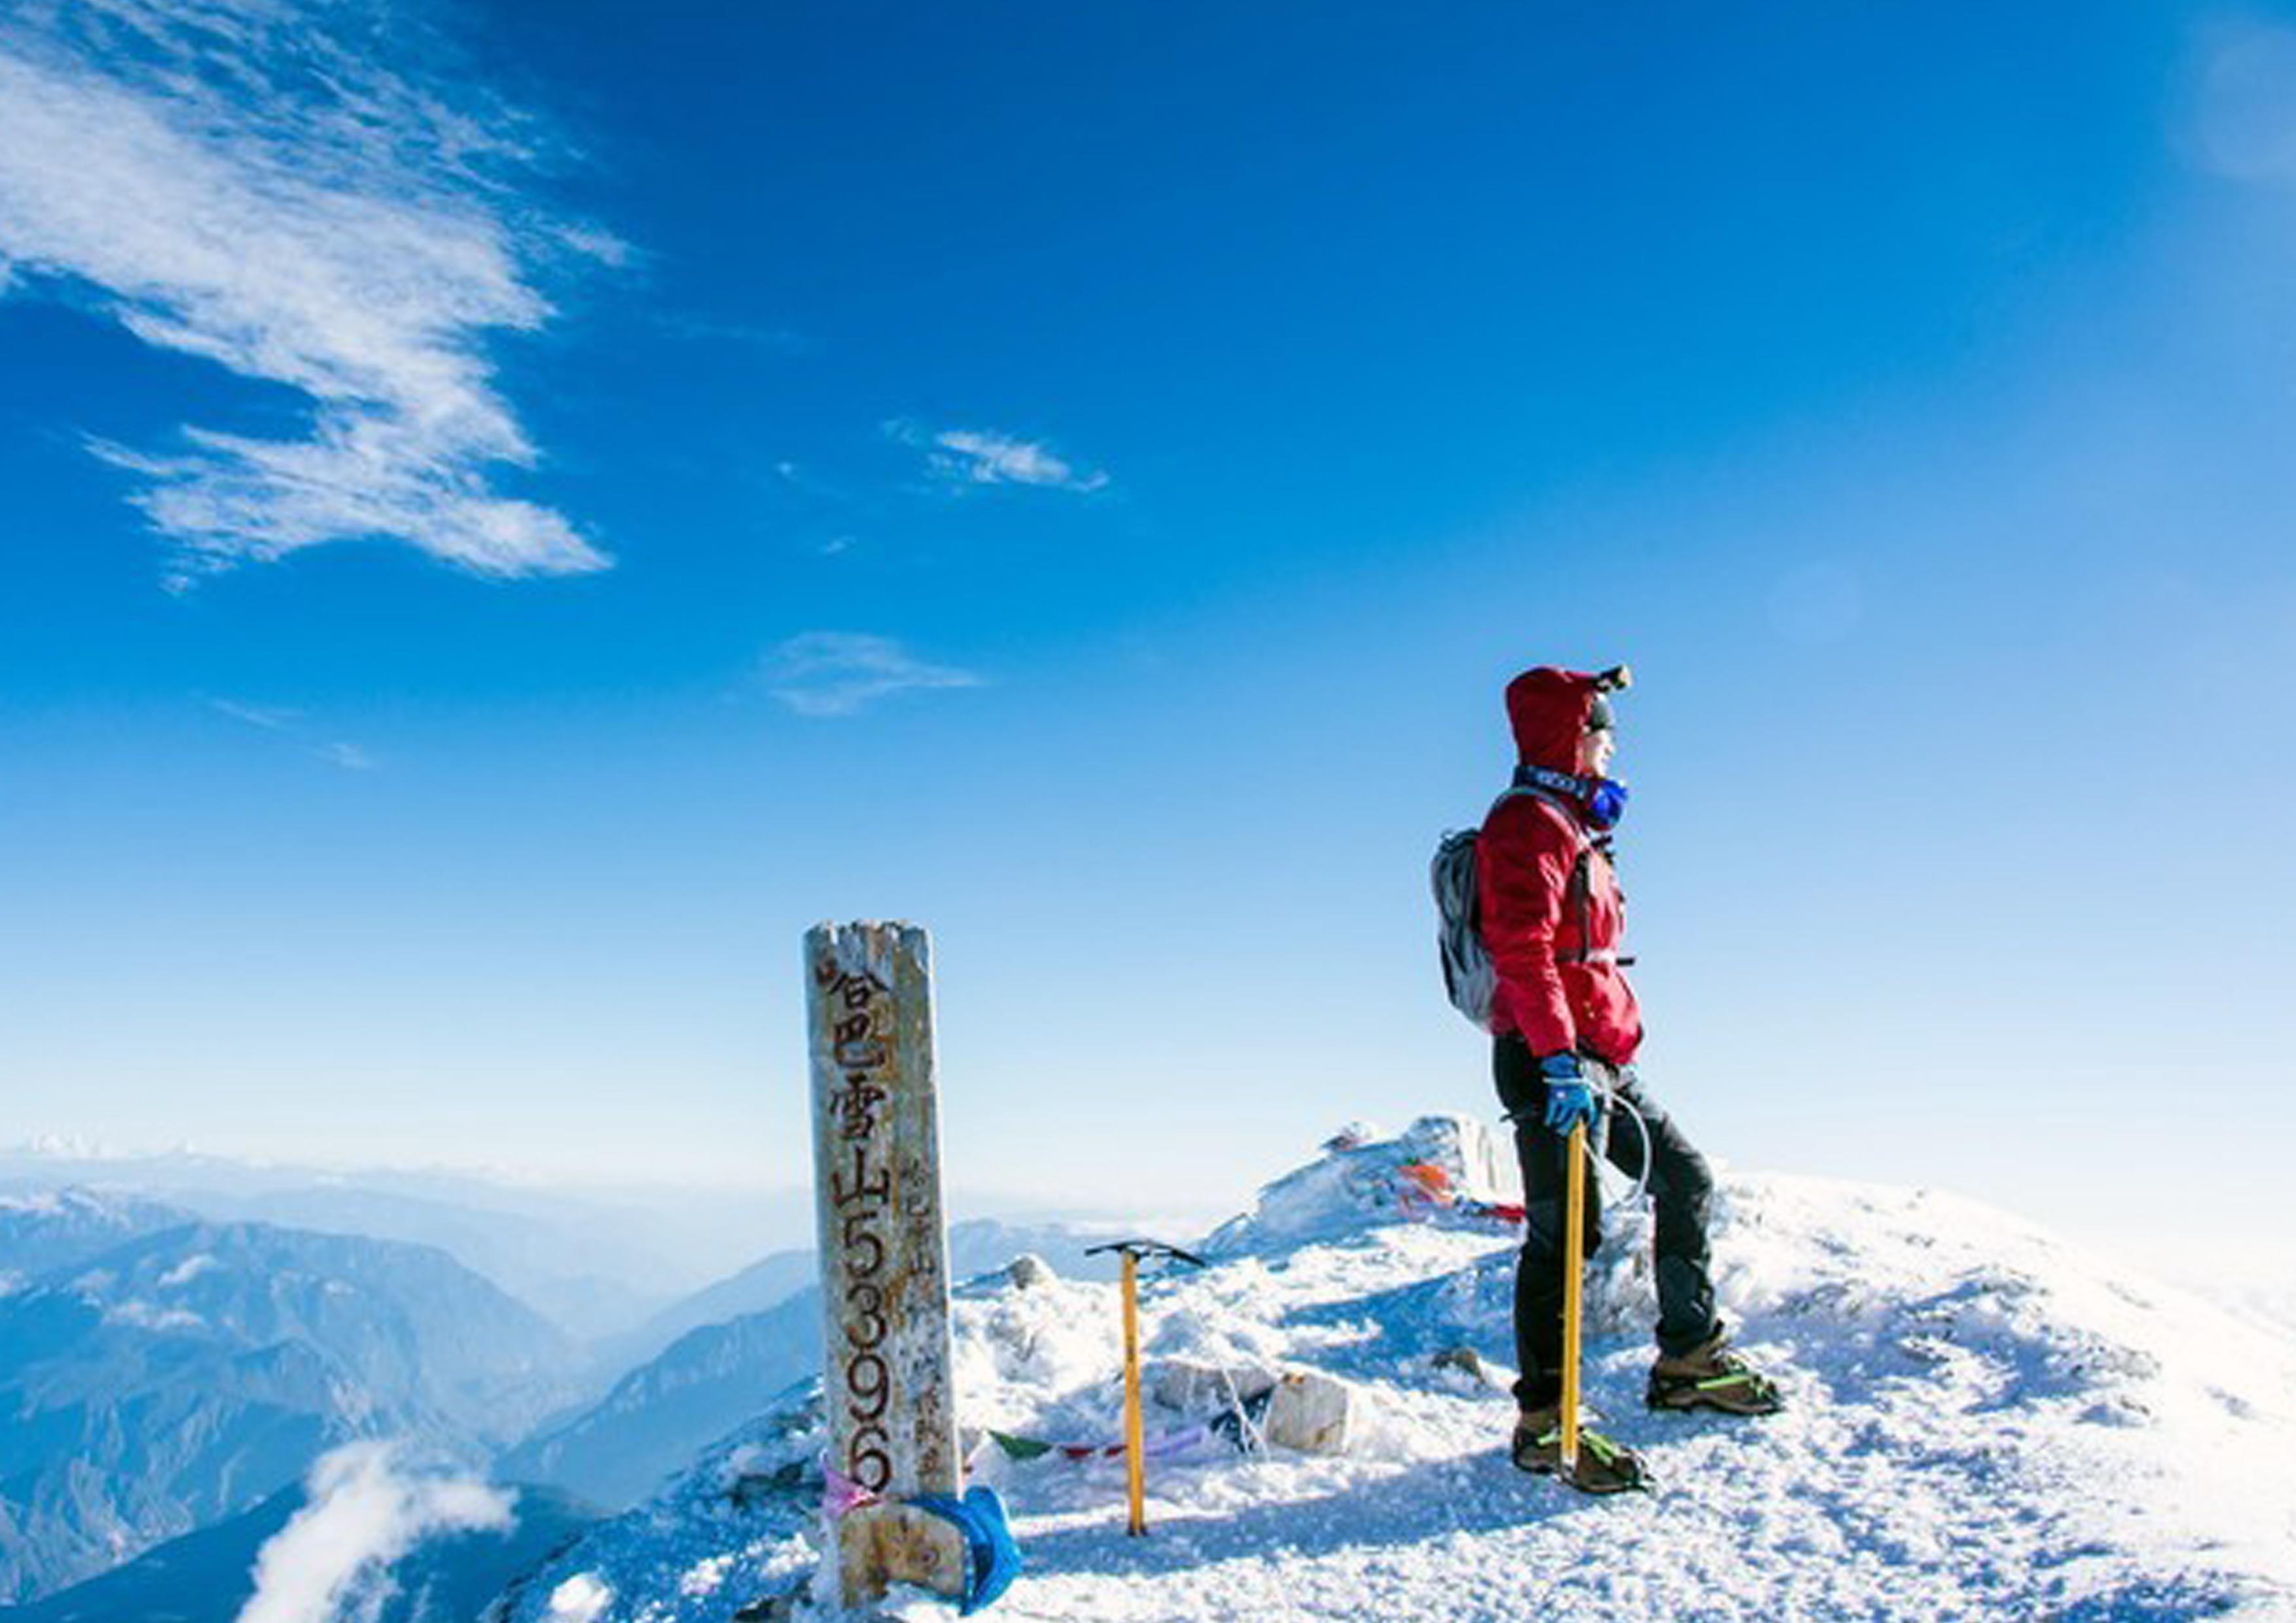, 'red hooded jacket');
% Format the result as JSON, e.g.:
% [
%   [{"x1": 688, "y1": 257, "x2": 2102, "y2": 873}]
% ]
[{"x1": 1475, "y1": 667, "x2": 1644, "y2": 1065}]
